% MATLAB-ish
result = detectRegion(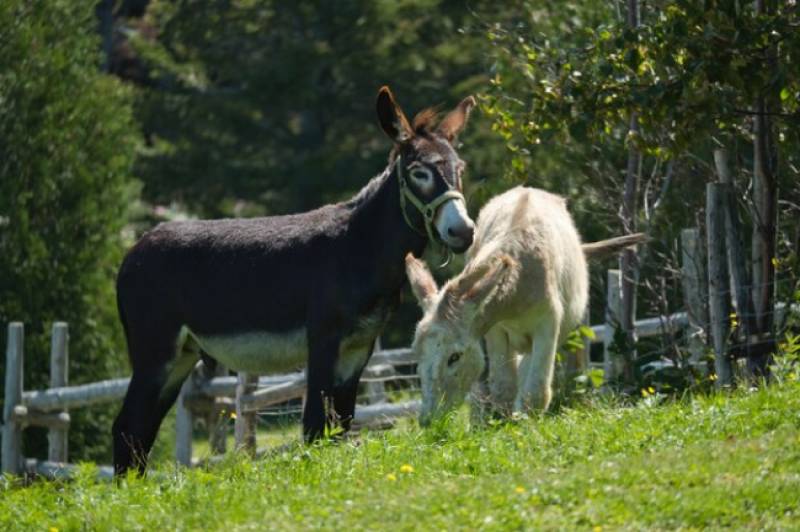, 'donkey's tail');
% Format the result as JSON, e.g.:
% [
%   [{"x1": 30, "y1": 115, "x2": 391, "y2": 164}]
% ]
[{"x1": 581, "y1": 233, "x2": 649, "y2": 259}]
